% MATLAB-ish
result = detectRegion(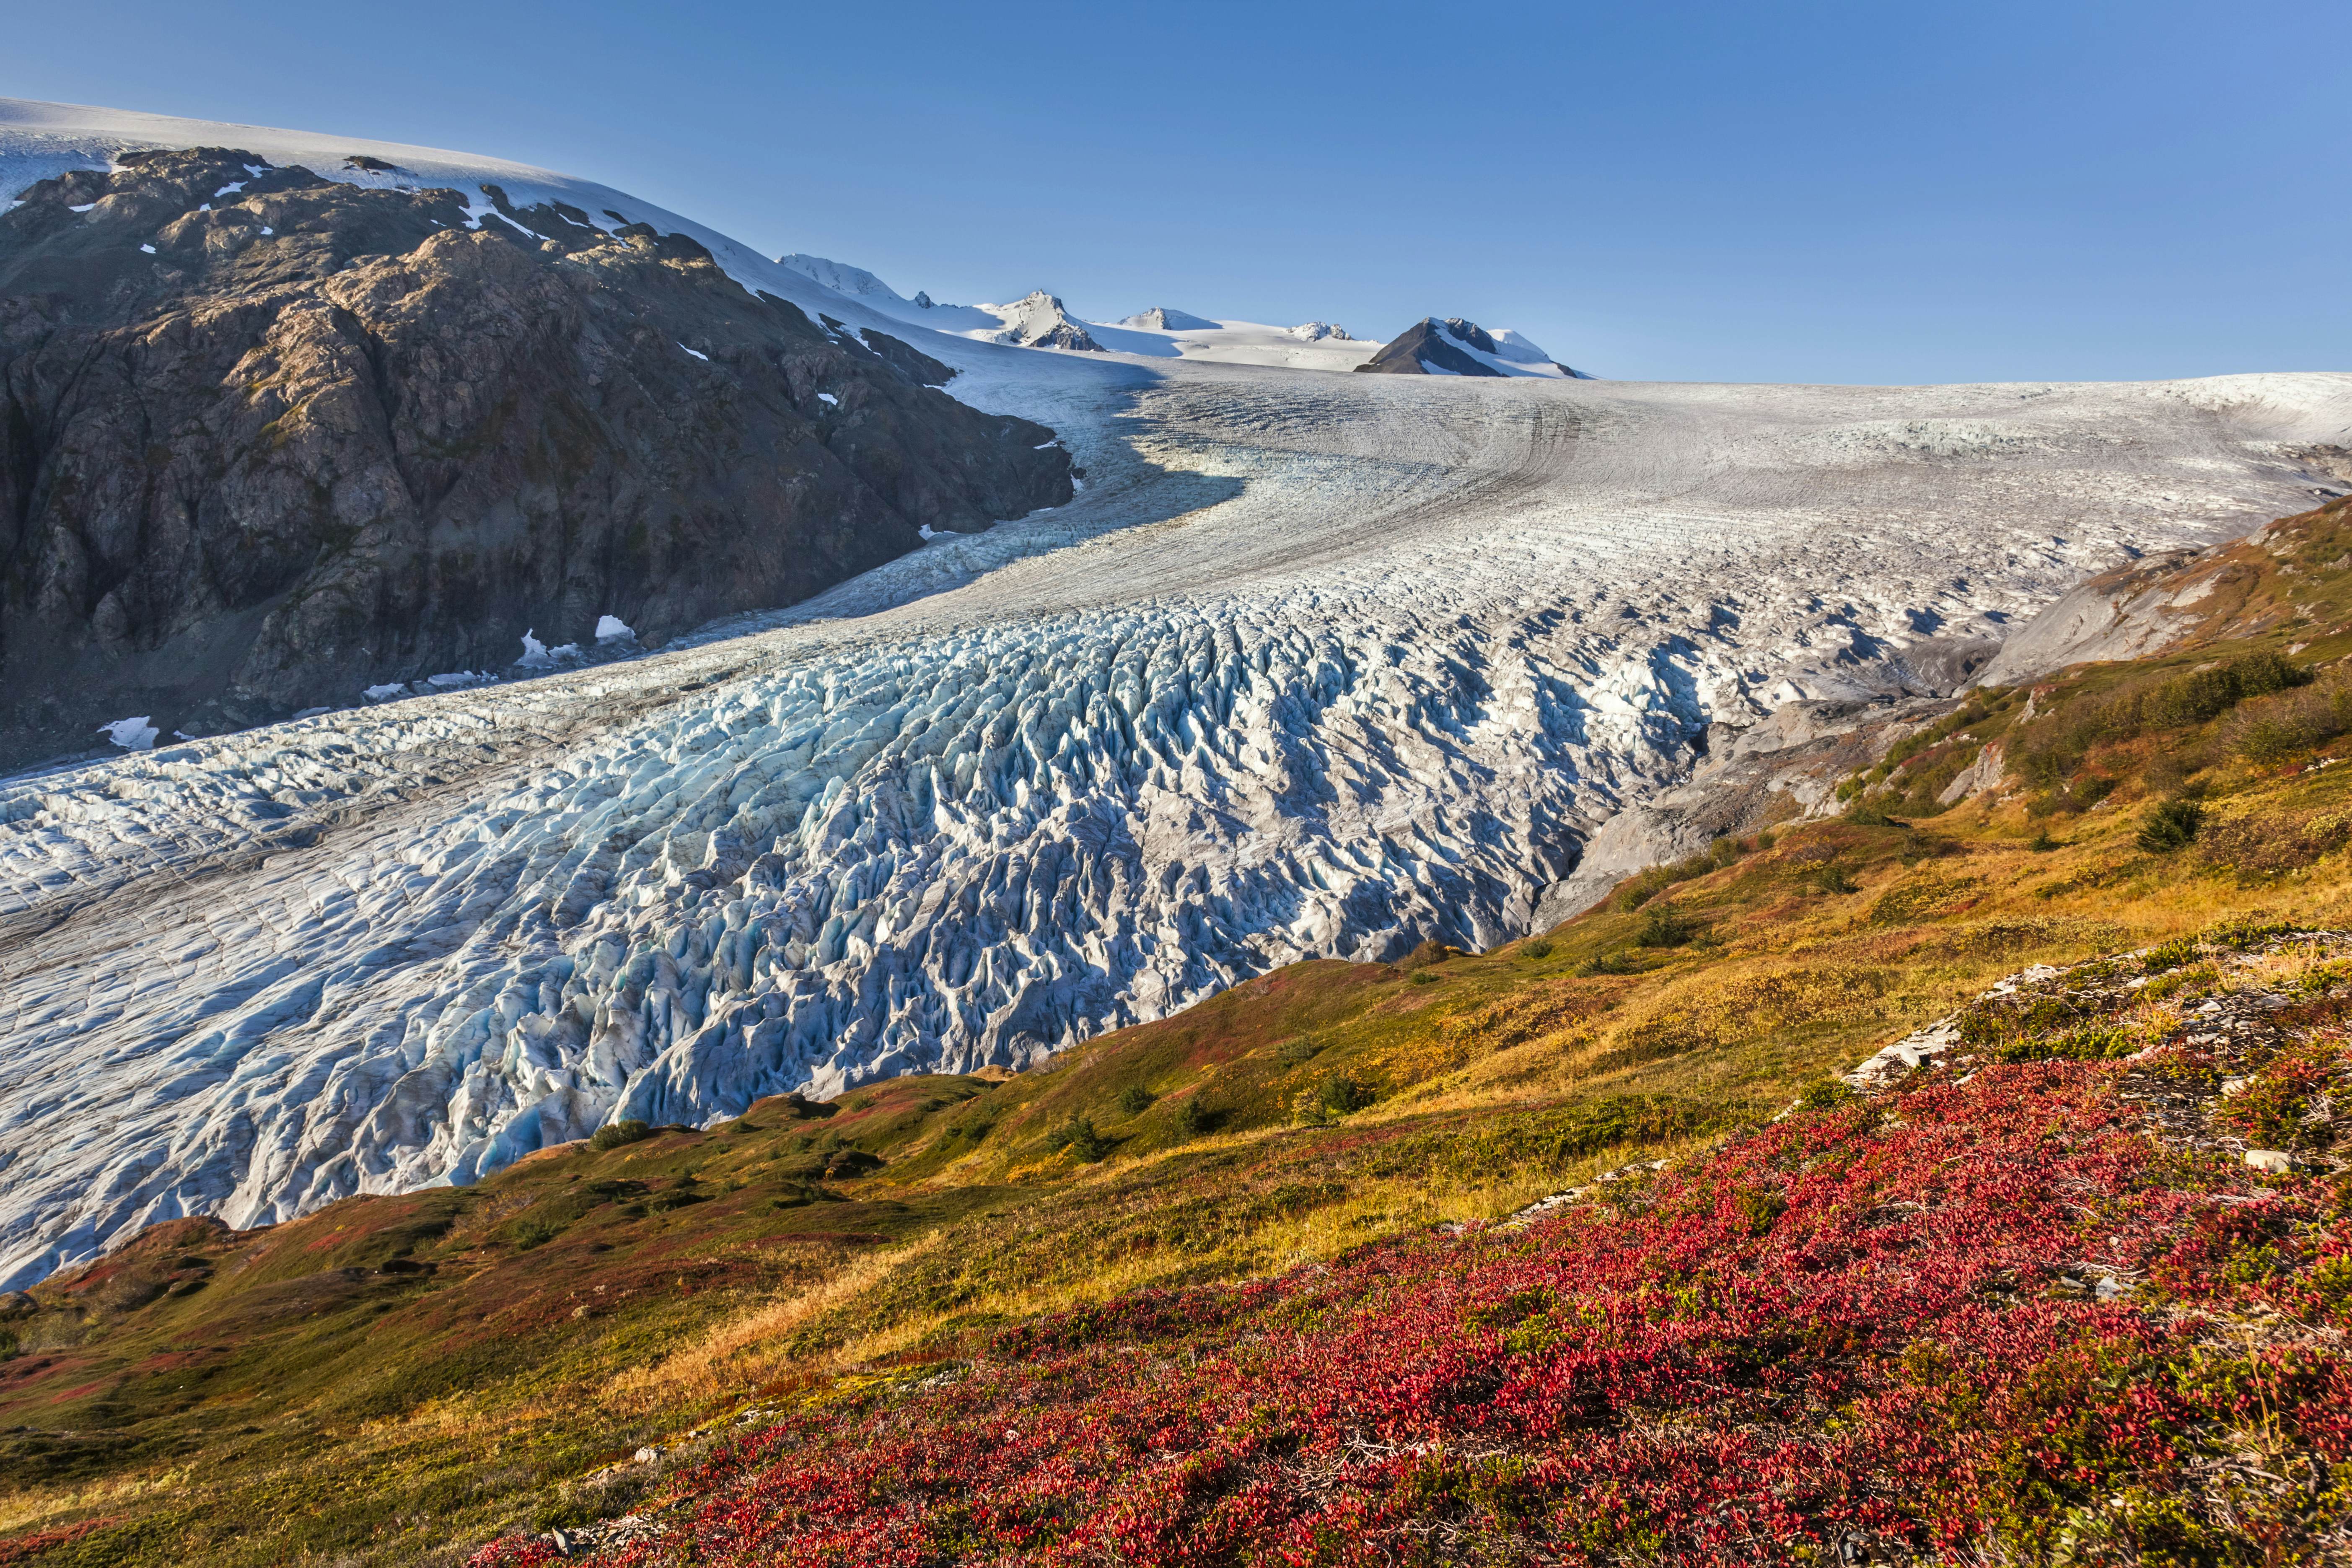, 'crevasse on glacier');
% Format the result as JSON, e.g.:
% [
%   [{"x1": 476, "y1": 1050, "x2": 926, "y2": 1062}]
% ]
[
  {"x1": 338, "y1": 602, "x2": 1670, "y2": 1187},
  {"x1": 5, "y1": 360, "x2": 2349, "y2": 1291}
]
